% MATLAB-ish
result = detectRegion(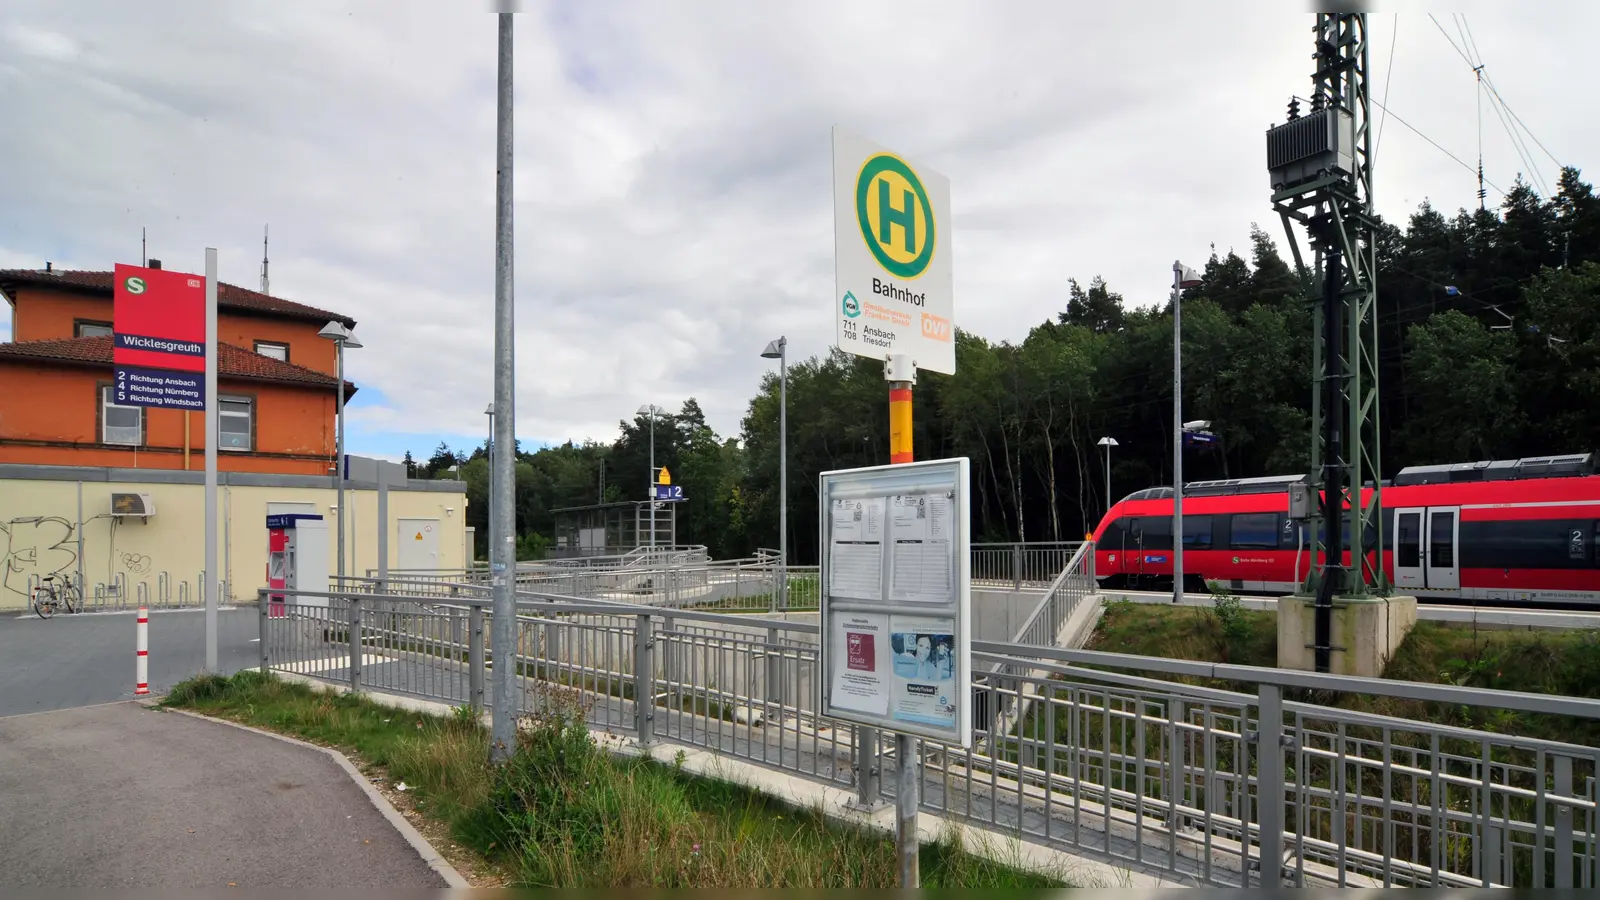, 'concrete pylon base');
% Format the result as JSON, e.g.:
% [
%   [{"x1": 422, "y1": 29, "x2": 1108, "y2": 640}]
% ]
[{"x1": 1276, "y1": 594, "x2": 1418, "y2": 677}]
